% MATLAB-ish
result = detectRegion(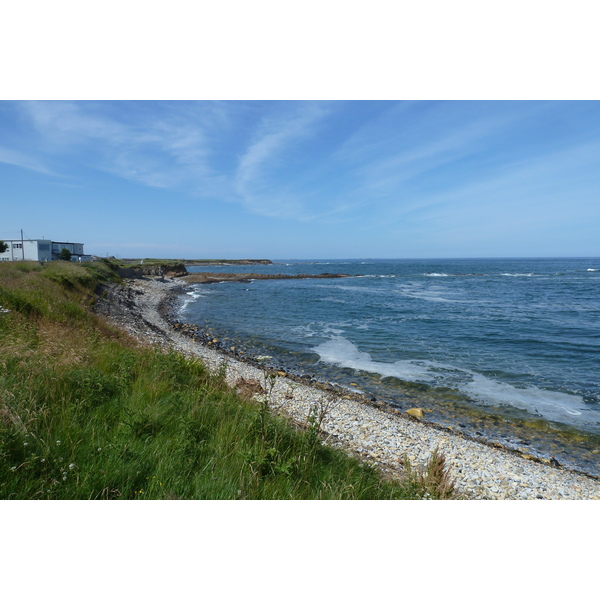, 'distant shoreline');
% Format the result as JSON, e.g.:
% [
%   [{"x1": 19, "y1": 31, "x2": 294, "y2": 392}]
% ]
[
  {"x1": 180, "y1": 272, "x2": 351, "y2": 284},
  {"x1": 117, "y1": 258, "x2": 274, "y2": 266}
]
